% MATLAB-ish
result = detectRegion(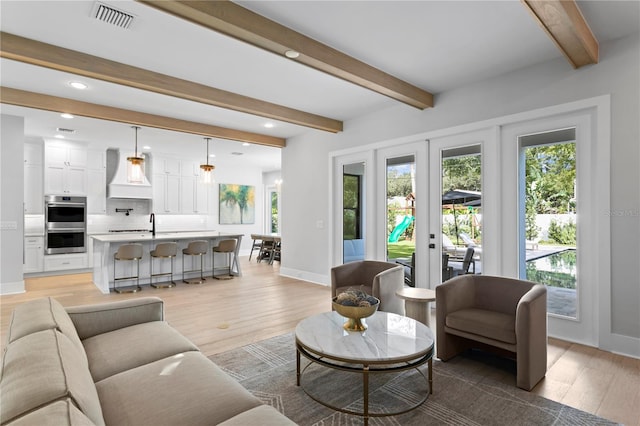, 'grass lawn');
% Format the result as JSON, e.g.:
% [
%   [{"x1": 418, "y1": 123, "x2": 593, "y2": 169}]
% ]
[{"x1": 388, "y1": 240, "x2": 415, "y2": 259}]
